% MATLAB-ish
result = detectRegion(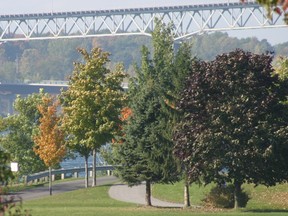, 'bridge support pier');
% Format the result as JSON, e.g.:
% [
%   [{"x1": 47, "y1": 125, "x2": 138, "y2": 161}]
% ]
[
  {"x1": 74, "y1": 172, "x2": 78, "y2": 178},
  {"x1": 107, "y1": 170, "x2": 112, "y2": 176}
]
